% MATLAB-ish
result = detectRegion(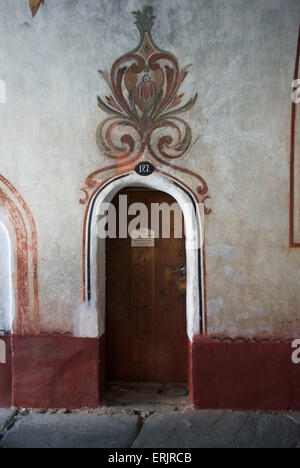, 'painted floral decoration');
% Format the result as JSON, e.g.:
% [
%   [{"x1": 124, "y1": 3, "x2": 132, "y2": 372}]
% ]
[{"x1": 97, "y1": 6, "x2": 198, "y2": 168}]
